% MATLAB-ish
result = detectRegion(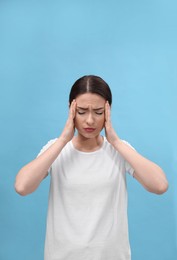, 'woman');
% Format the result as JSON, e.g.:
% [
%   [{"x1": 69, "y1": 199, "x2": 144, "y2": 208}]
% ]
[{"x1": 15, "y1": 75, "x2": 168, "y2": 260}]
